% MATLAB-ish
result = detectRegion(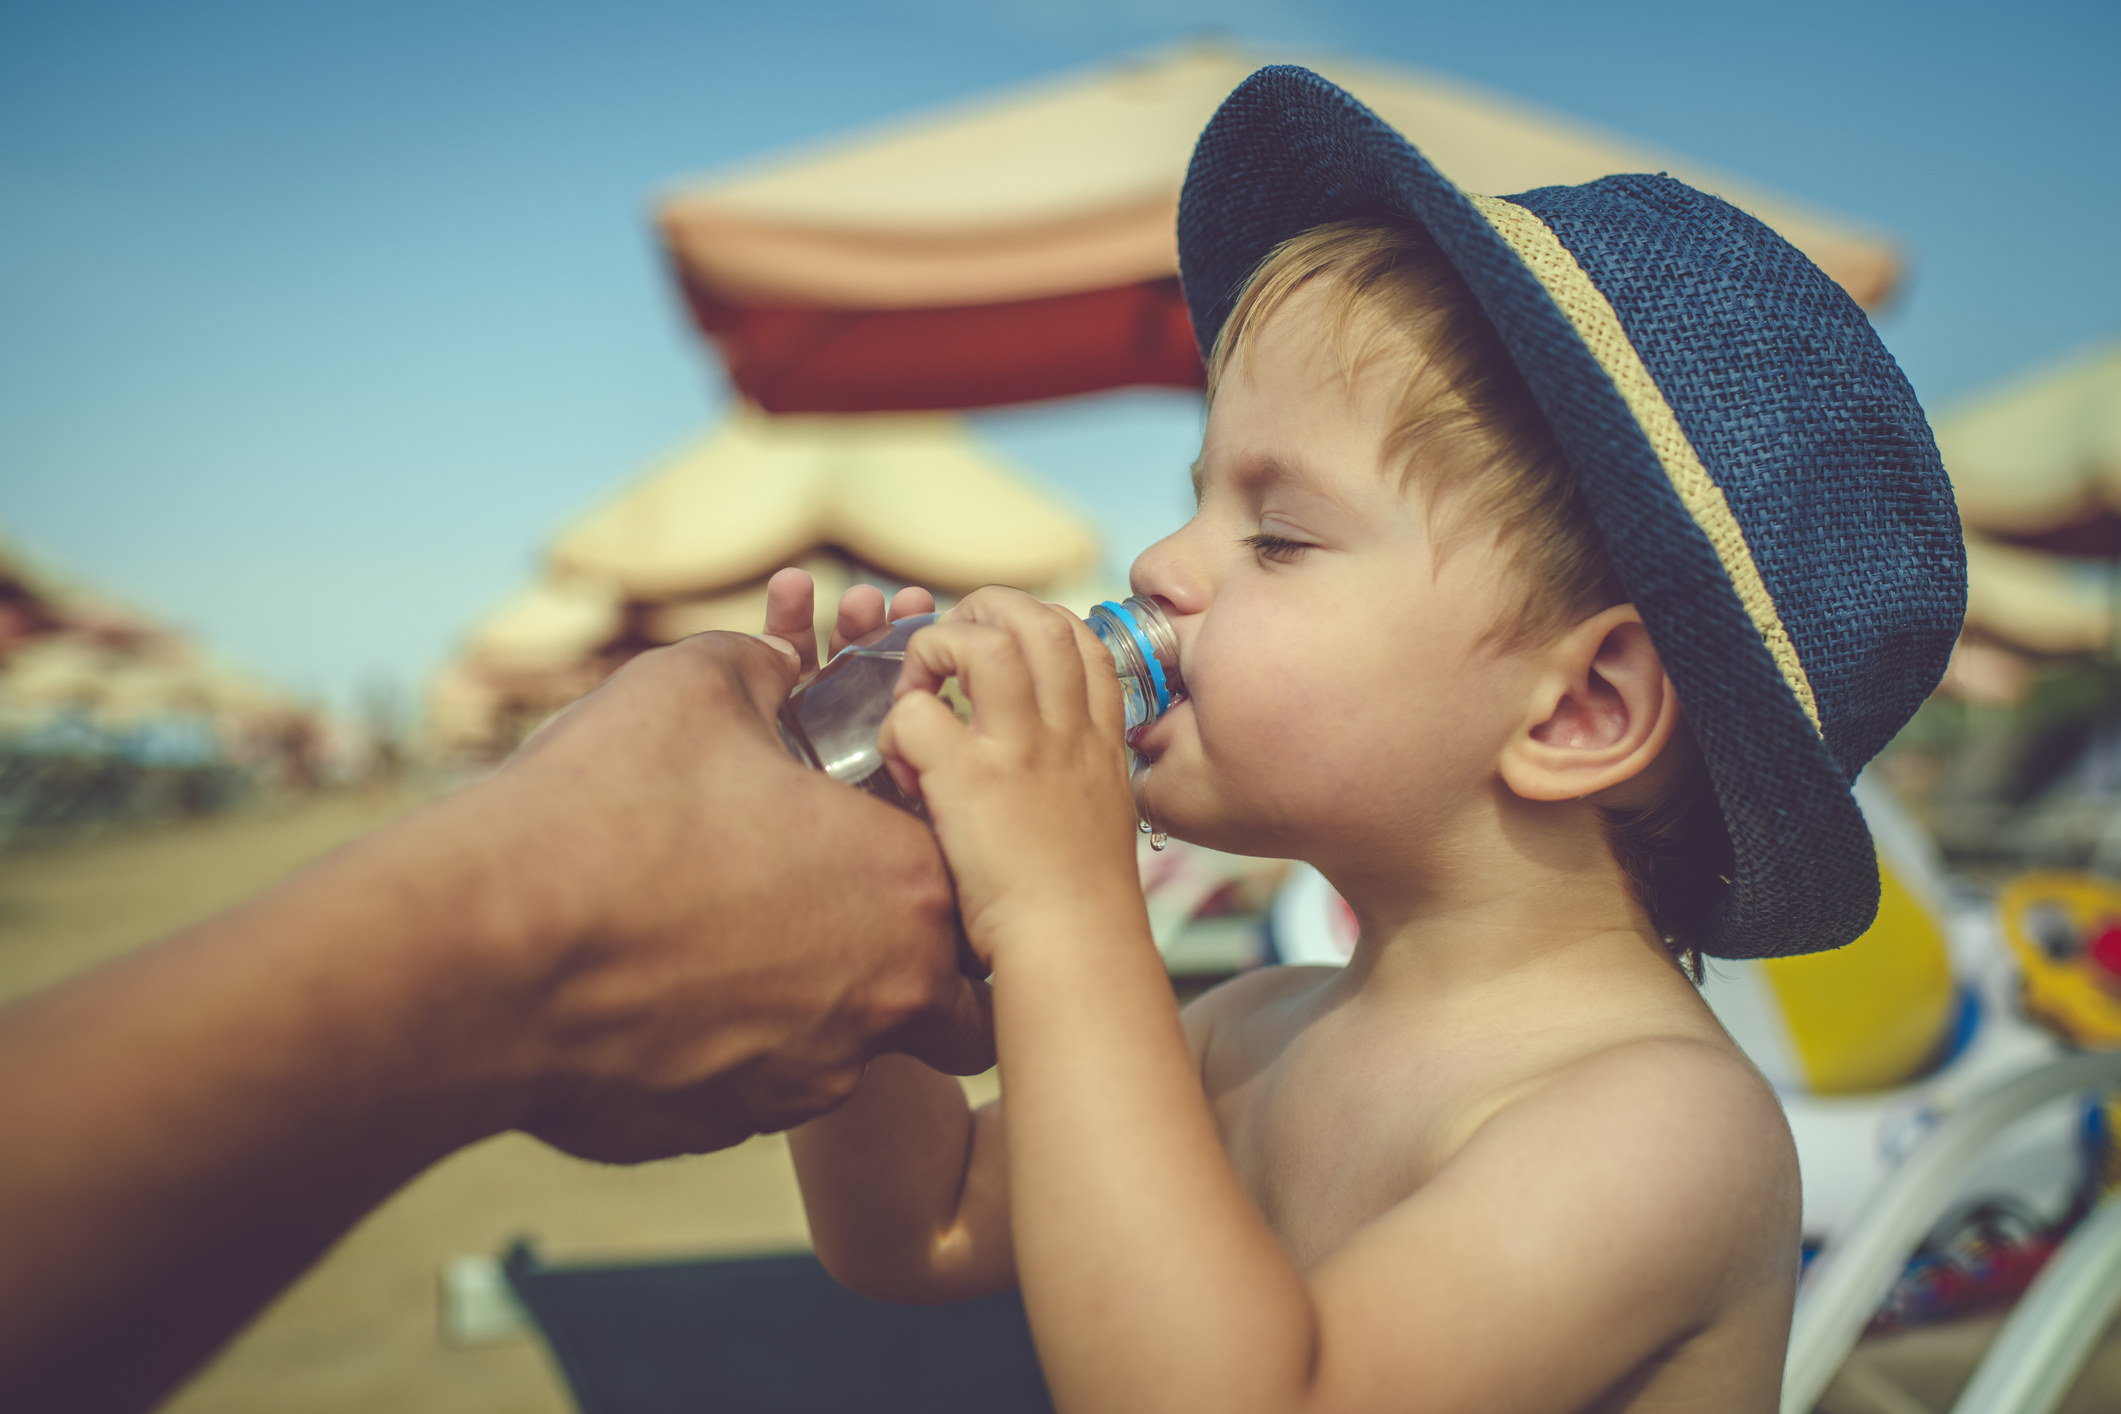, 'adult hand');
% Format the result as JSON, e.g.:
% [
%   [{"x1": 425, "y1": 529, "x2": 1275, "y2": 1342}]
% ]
[
  {"x1": 0, "y1": 629, "x2": 989, "y2": 1411},
  {"x1": 481, "y1": 628, "x2": 993, "y2": 1160}
]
